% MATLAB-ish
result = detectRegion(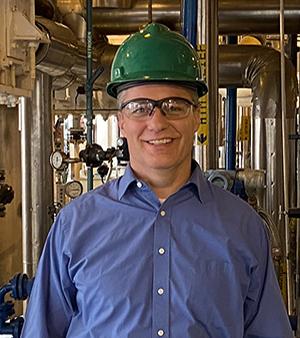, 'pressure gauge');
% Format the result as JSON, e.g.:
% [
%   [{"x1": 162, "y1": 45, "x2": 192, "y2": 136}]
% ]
[
  {"x1": 50, "y1": 151, "x2": 67, "y2": 170},
  {"x1": 65, "y1": 180, "x2": 83, "y2": 199}
]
